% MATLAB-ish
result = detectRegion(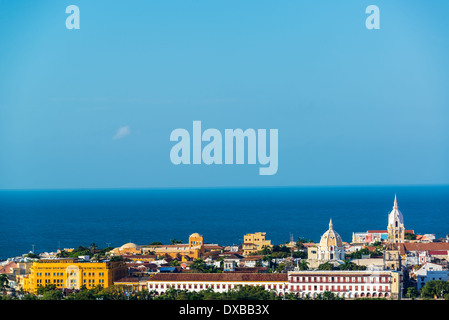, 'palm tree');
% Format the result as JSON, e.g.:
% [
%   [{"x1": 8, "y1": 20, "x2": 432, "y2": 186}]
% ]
[
  {"x1": 298, "y1": 260, "x2": 309, "y2": 270},
  {"x1": 0, "y1": 274, "x2": 10, "y2": 291},
  {"x1": 339, "y1": 259, "x2": 355, "y2": 270},
  {"x1": 90, "y1": 243, "x2": 97, "y2": 254}
]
